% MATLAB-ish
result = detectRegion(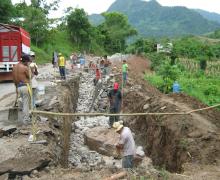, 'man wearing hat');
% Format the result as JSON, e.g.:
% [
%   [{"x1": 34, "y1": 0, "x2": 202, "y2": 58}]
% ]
[
  {"x1": 12, "y1": 54, "x2": 31, "y2": 124},
  {"x1": 113, "y1": 121, "x2": 136, "y2": 169},
  {"x1": 58, "y1": 53, "x2": 66, "y2": 79},
  {"x1": 108, "y1": 82, "x2": 122, "y2": 127},
  {"x1": 29, "y1": 51, "x2": 38, "y2": 107}
]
